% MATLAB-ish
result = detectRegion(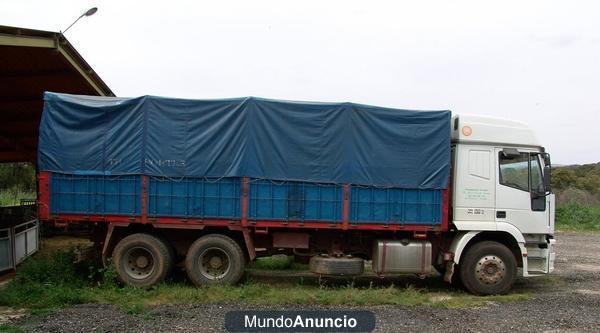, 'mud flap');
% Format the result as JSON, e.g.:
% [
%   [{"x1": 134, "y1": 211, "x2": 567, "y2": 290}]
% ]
[{"x1": 443, "y1": 261, "x2": 455, "y2": 283}]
